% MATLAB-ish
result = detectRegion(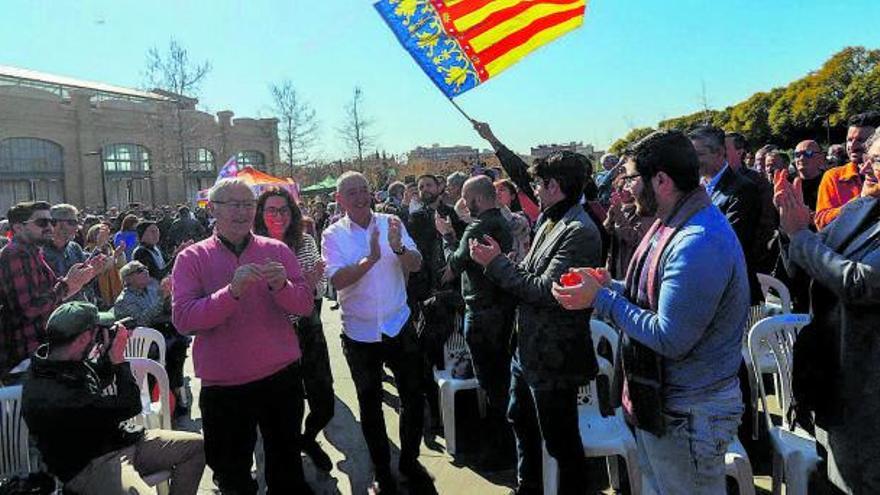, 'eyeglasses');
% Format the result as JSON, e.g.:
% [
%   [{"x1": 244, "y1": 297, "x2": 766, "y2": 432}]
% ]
[
  {"x1": 264, "y1": 206, "x2": 291, "y2": 217},
  {"x1": 530, "y1": 178, "x2": 548, "y2": 190},
  {"x1": 794, "y1": 150, "x2": 818, "y2": 159},
  {"x1": 212, "y1": 201, "x2": 256, "y2": 210},
  {"x1": 26, "y1": 218, "x2": 56, "y2": 228},
  {"x1": 619, "y1": 173, "x2": 642, "y2": 188}
]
